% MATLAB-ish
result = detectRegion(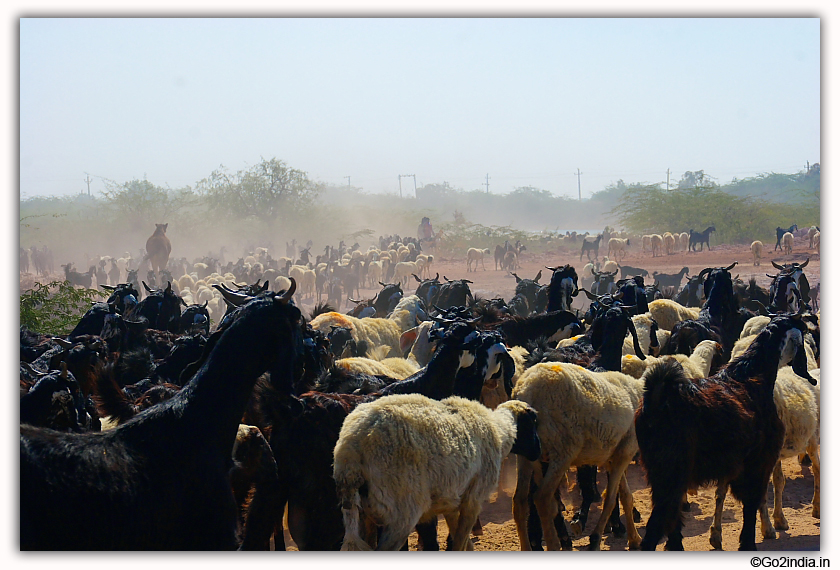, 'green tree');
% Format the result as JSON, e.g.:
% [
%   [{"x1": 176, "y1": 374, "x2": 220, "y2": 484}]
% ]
[
  {"x1": 197, "y1": 157, "x2": 323, "y2": 224},
  {"x1": 100, "y1": 178, "x2": 196, "y2": 232}
]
